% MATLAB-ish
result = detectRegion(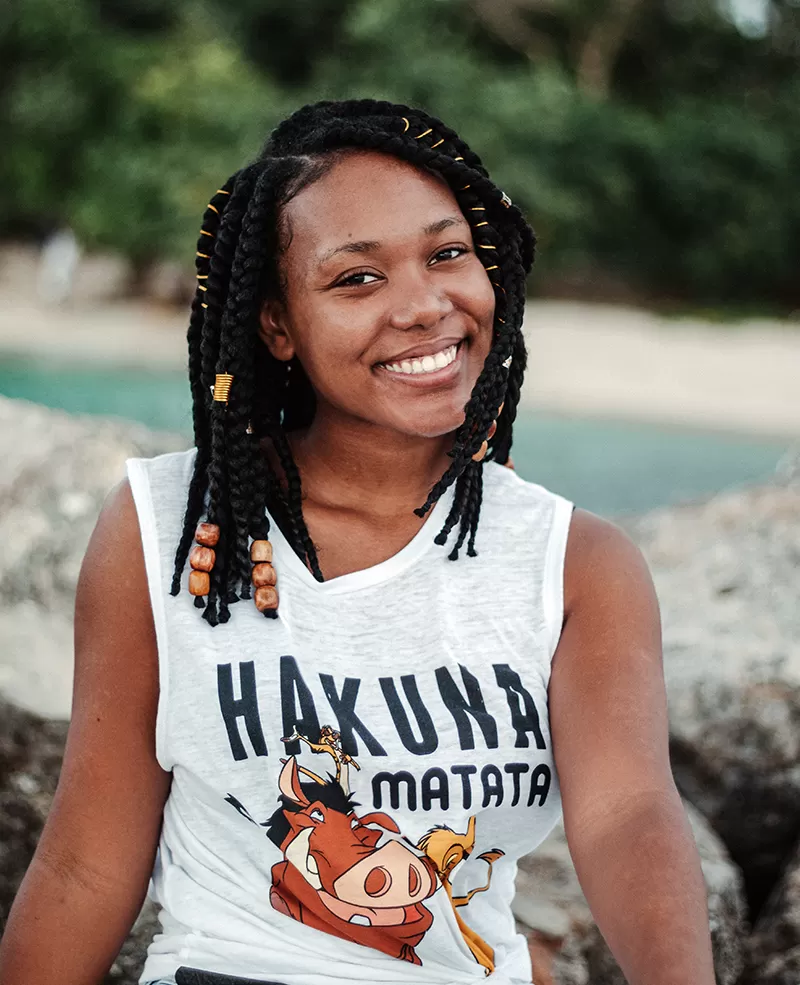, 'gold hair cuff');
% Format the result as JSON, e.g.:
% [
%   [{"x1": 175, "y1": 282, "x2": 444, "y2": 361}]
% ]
[{"x1": 211, "y1": 373, "x2": 234, "y2": 404}]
